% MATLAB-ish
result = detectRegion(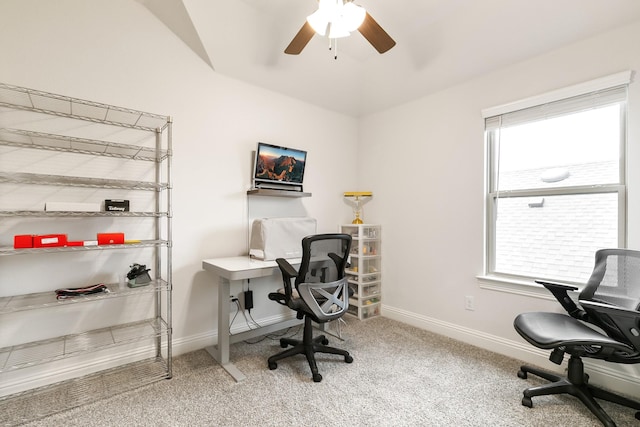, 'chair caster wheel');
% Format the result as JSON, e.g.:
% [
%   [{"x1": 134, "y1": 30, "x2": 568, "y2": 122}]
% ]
[
  {"x1": 313, "y1": 373, "x2": 322, "y2": 382},
  {"x1": 517, "y1": 370, "x2": 527, "y2": 379},
  {"x1": 321, "y1": 338, "x2": 329, "y2": 345},
  {"x1": 635, "y1": 411, "x2": 640, "y2": 421},
  {"x1": 268, "y1": 362, "x2": 277, "y2": 370},
  {"x1": 280, "y1": 342, "x2": 288, "y2": 348},
  {"x1": 522, "y1": 396, "x2": 532, "y2": 408},
  {"x1": 345, "y1": 355, "x2": 353, "y2": 363}
]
